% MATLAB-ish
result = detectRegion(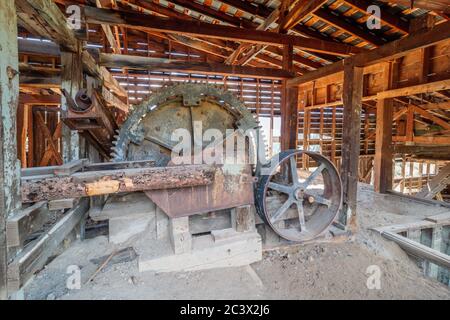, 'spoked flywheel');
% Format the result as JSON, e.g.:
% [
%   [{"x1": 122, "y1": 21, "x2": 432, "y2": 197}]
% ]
[{"x1": 255, "y1": 150, "x2": 342, "y2": 242}]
